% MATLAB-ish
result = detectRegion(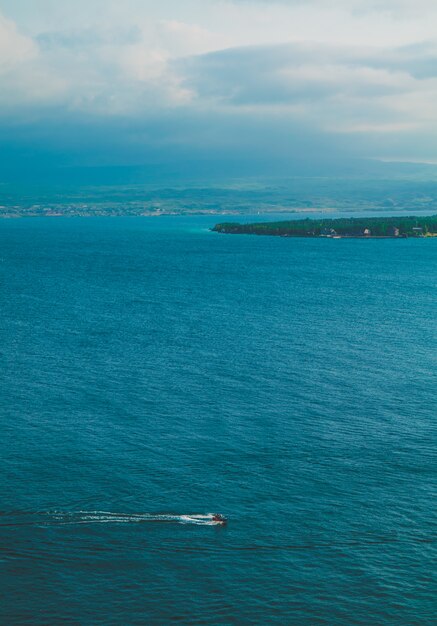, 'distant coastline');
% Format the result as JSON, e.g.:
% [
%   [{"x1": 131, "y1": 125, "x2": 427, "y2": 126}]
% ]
[
  {"x1": 0, "y1": 206, "x2": 334, "y2": 219},
  {"x1": 212, "y1": 215, "x2": 437, "y2": 239}
]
